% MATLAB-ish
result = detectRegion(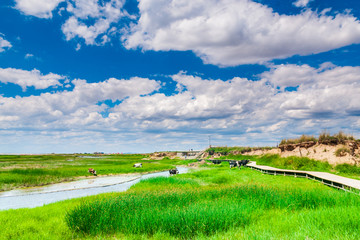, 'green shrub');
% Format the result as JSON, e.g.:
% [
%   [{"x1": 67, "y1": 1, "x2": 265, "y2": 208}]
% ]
[
  {"x1": 335, "y1": 164, "x2": 360, "y2": 174},
  {"x1": 280, "y1": 131, "x2": 355, "y2": 146},
  {"x1": 319, "y1": 130, "x2": 355, "y2": 144},
  {"x1": 280, "y1": 134, "x2": 317, "y2": 145},
  {"x1": 335, "y1": 147, "x2": 351, "y2": 157}
]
